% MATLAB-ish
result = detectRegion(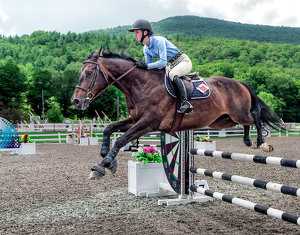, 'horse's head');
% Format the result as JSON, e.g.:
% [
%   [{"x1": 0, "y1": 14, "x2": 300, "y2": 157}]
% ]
[{"x1": 71, "y1": 49, "x2": 108, "y2": 110}]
